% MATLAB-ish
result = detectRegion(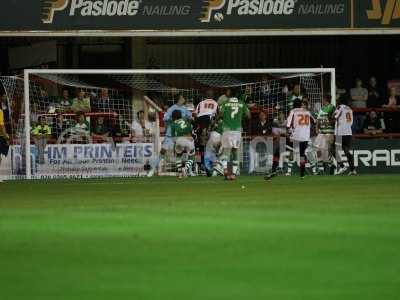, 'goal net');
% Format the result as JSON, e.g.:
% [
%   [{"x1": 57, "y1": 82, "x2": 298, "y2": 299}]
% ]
[{"x1": 0, "y1": 69, "x2": 335, "y2": 180}]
